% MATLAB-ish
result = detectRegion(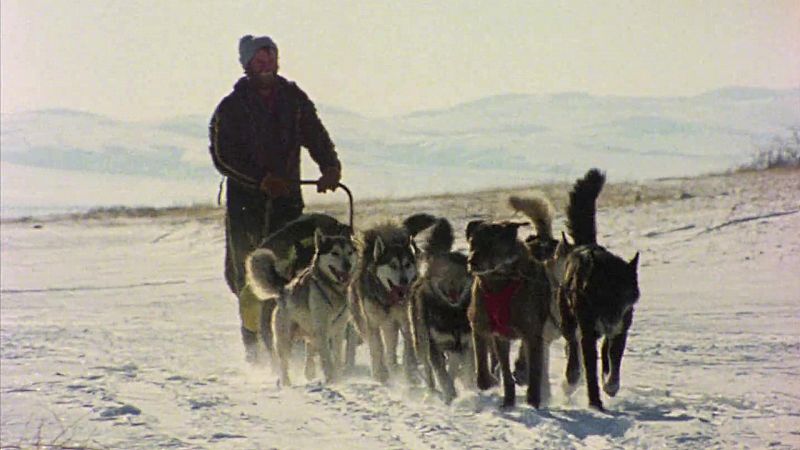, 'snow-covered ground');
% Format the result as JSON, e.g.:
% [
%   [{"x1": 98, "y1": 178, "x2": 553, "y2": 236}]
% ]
[{"x1": 1, "y1": 168, "x2": 798, "y2": 449}]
